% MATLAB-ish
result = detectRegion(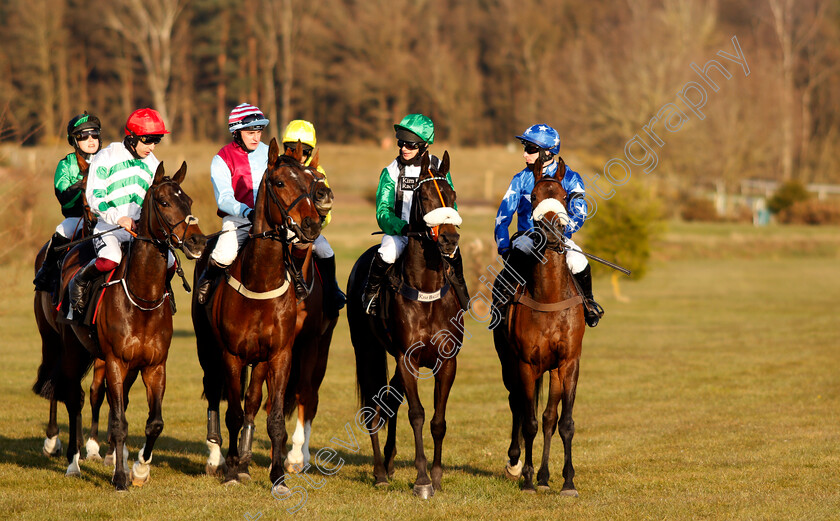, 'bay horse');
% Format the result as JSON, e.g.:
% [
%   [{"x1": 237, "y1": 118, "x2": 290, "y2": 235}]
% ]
[
  {"x1": 493, "y1": 156, "x2": 586, "y2": 494},
  {"x1": 32, "y1": 149, "x2": 107, "y2": 461},
  {"x1": 33, "y1": 161, "x2": 206, "y2": 490},
  {"x1": 347, "y1": 151, "x2": 463, "y2": 498},
  {"x1": 192, "y1": 139, "x2": 322, "y2": 494},
  {"x1": 232, "y1": 150, "x2": 338, "y2": 475}
]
